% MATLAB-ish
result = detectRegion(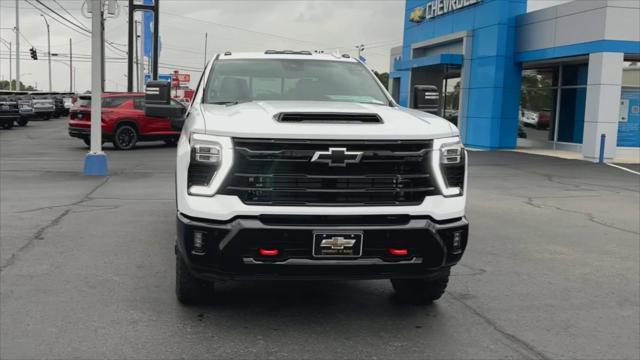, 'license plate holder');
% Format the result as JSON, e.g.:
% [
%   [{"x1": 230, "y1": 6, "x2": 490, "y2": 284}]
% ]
[{"x1": 313, "y1": 232, "x2": 363, "y2": 258}]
